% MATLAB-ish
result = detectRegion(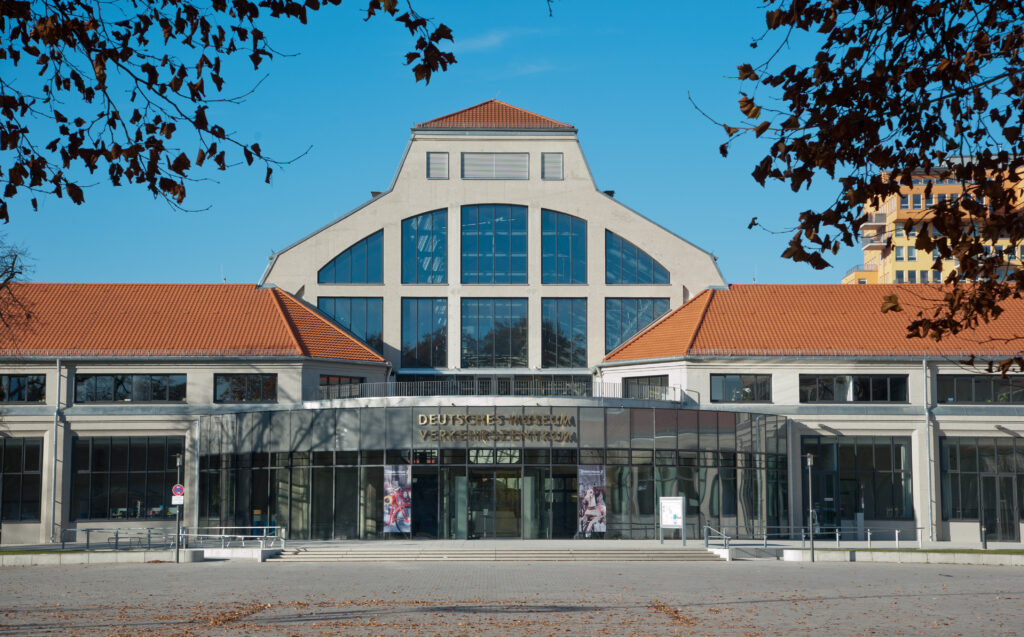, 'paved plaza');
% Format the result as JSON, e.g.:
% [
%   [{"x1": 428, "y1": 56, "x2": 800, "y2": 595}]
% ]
[{"x1": 0, "y1": 559, "x2": 1021, "y2": 635}]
